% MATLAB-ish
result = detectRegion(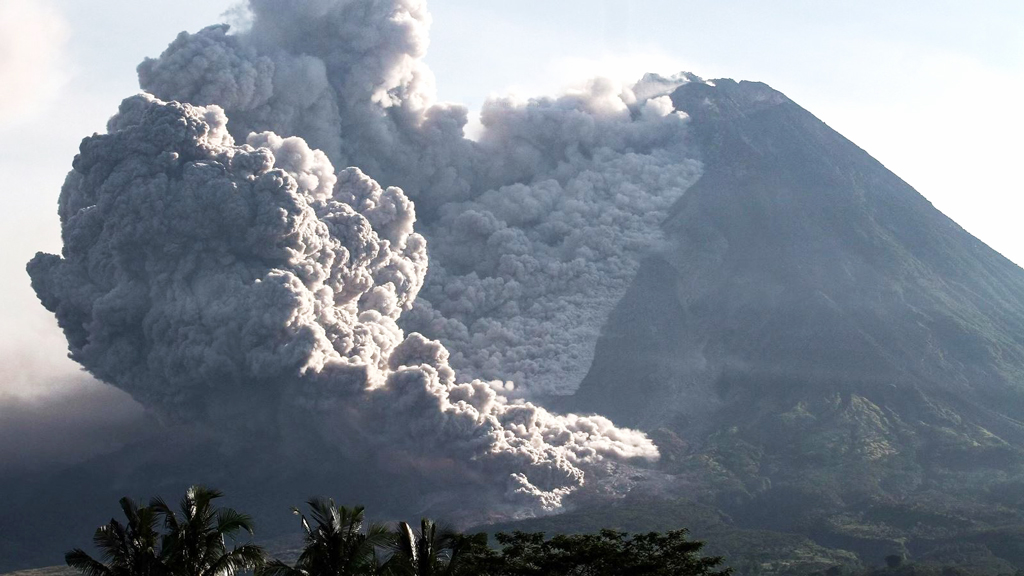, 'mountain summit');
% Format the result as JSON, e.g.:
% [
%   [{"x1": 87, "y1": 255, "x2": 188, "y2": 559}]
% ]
[{"x1": 564, "y1": 79, "x2": 1024, "y2": 570}]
